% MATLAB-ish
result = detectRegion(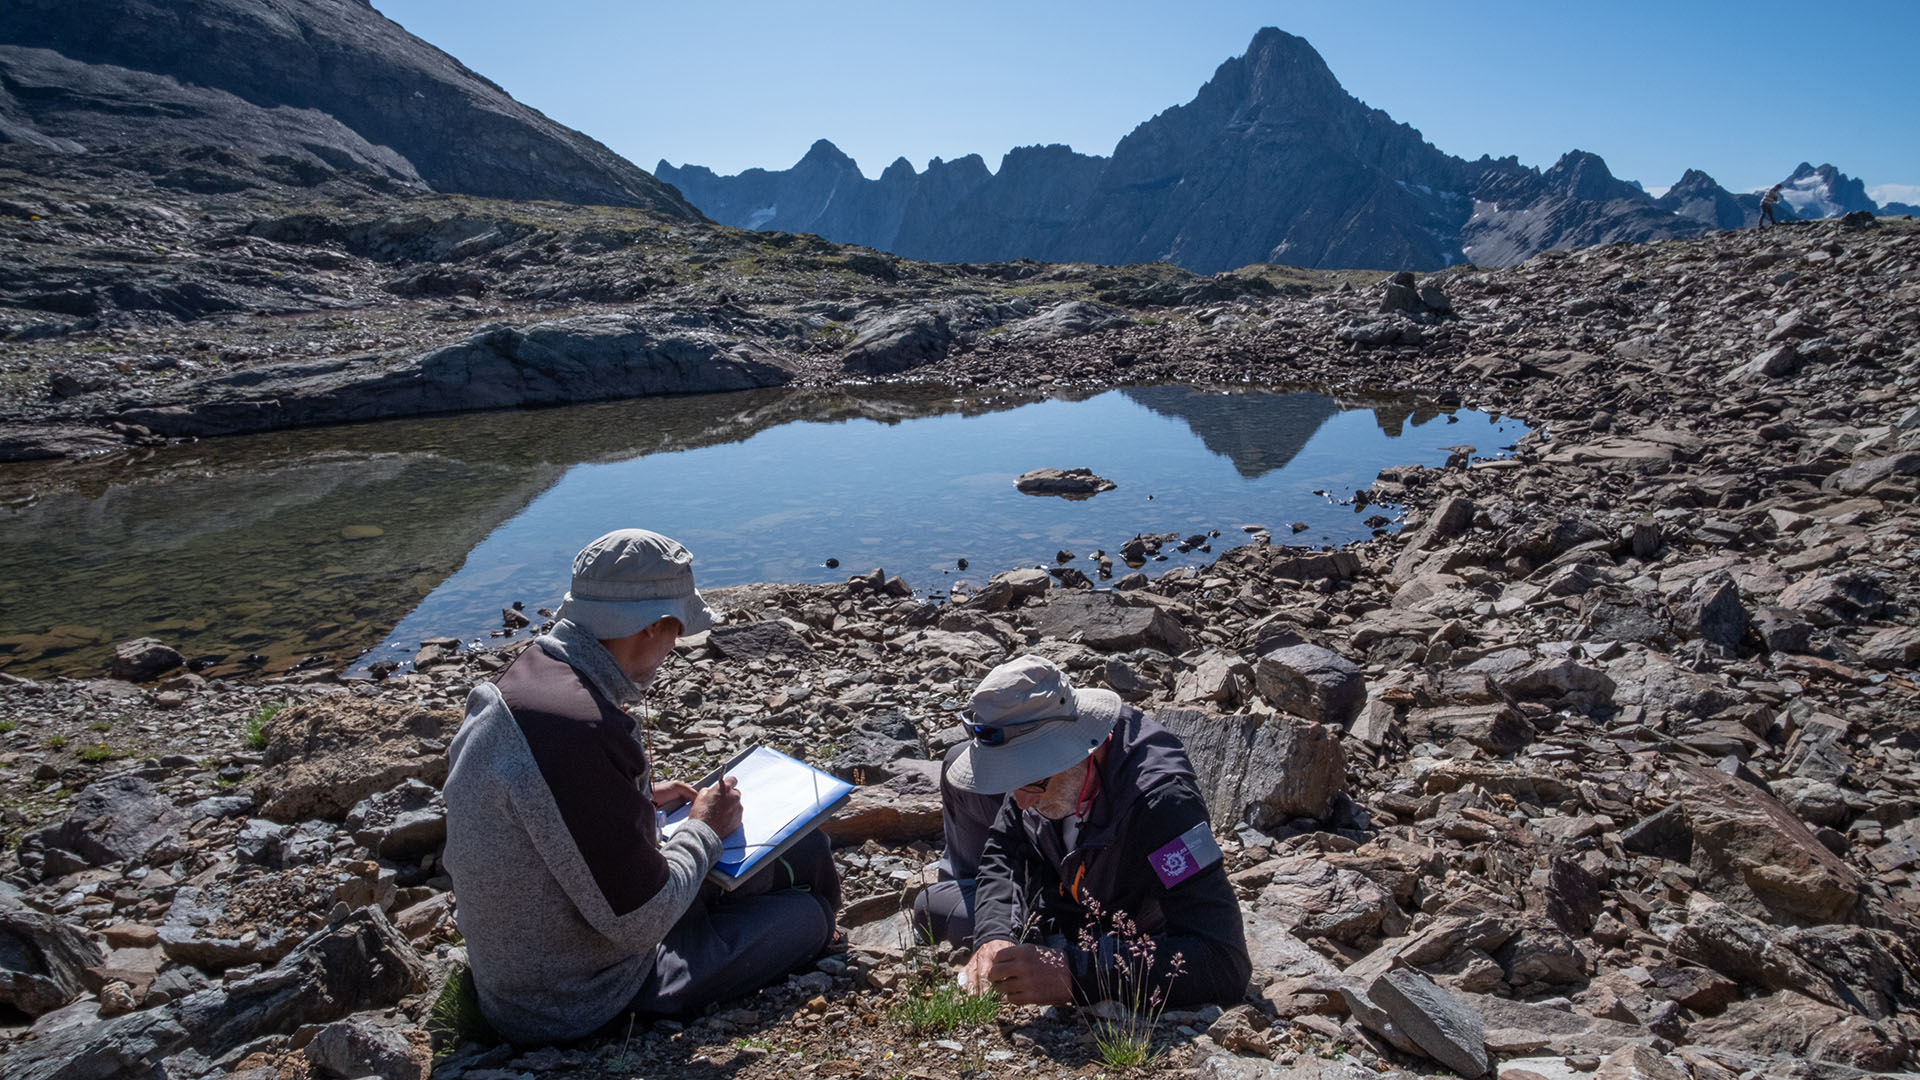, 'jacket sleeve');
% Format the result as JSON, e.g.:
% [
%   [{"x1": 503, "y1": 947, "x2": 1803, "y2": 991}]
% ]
[
  {"x1": 1063, "y1": 782, "x2": 1250, "y2": 1008},
  {"x1": 969, "y1": 794, "x2": 1036, "y2": 948}
]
